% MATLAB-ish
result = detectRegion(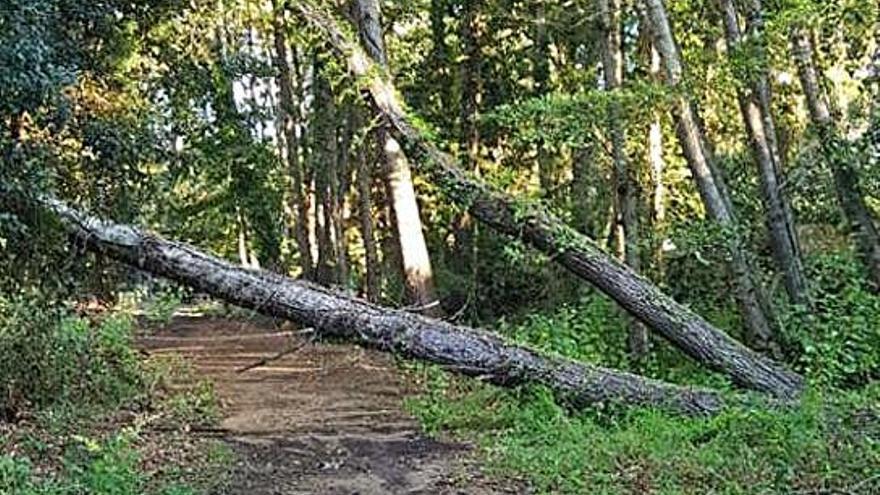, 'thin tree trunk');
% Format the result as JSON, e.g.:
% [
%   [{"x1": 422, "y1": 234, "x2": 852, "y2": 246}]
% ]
[
  {"x1": 598, "y1": 0, "x2": 649, "y2": 359},
  {"x1": 314, "y1": 62, "x2": 338, "y2": 286},
  {"x1": 430, "y1": 0, "x2": 453, "y2": 121},
  {"x1": 292, "y1": 3, "x2": 804, "y2": 399},
  {"x1": 353, "y1": 0, "x2": 441, "y2": 315},
  {"x1": 334, "y1": 107, "x2": 354, "y2": 288},
  {"x1": 31, "y1": 197, "x2": 727, "y2": 416},
  {"x1": 356, "y1": 111, "x2": 381, "y2": 302},
  {"x1": 648, "y1": 45, "x2": 667, "y2": 274},
  {"x1": 791, "y1": 28, "x2": 880, "y2": 291},
  {"x1": 717, "y1": 0, "x2": 810, "y2": 306},
  {"x1": 533, "y1": 2, "x2": 555, "y2": 196},
  {"x1": 641, "y1": 0, "x2": 778, "y2": 352},
  {"x1": 458, "y1": 0, "x2": 483, "y2": 318},
  {"x1": 272, "y1": 3, "x2": 313, "y2": 279}
]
